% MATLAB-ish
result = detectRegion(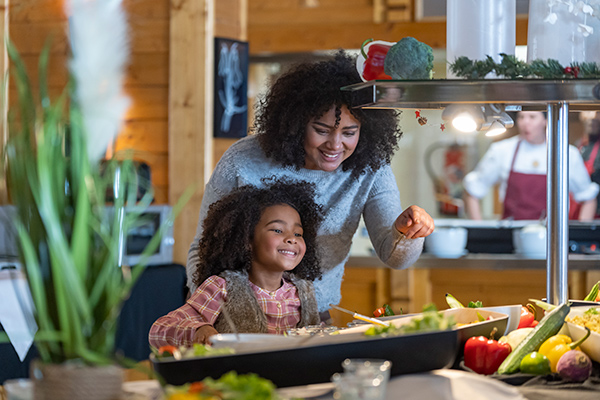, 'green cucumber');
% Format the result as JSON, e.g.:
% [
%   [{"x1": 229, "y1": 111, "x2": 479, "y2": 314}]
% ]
[
  {"x1": 497, "y1": 303, "x2": 570, "y2": 375},
  {"x1": 583, "y1": 281, "x2": 599, "y2": 302}
]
